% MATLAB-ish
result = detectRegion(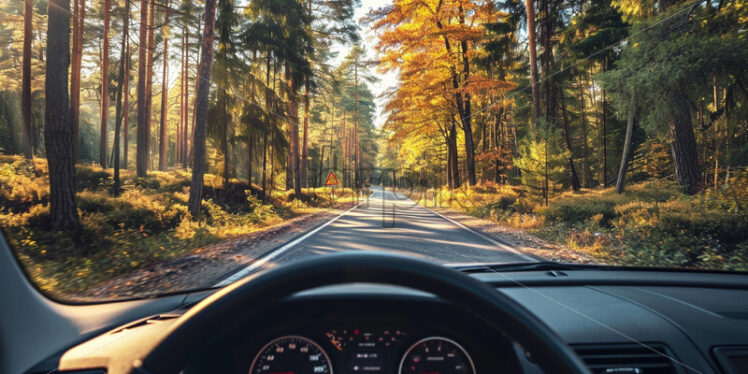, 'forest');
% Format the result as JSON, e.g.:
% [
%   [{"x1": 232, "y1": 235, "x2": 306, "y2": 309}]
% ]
[{"x1": 0, "y1": 0, "x2": 746, "y2": 297}]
